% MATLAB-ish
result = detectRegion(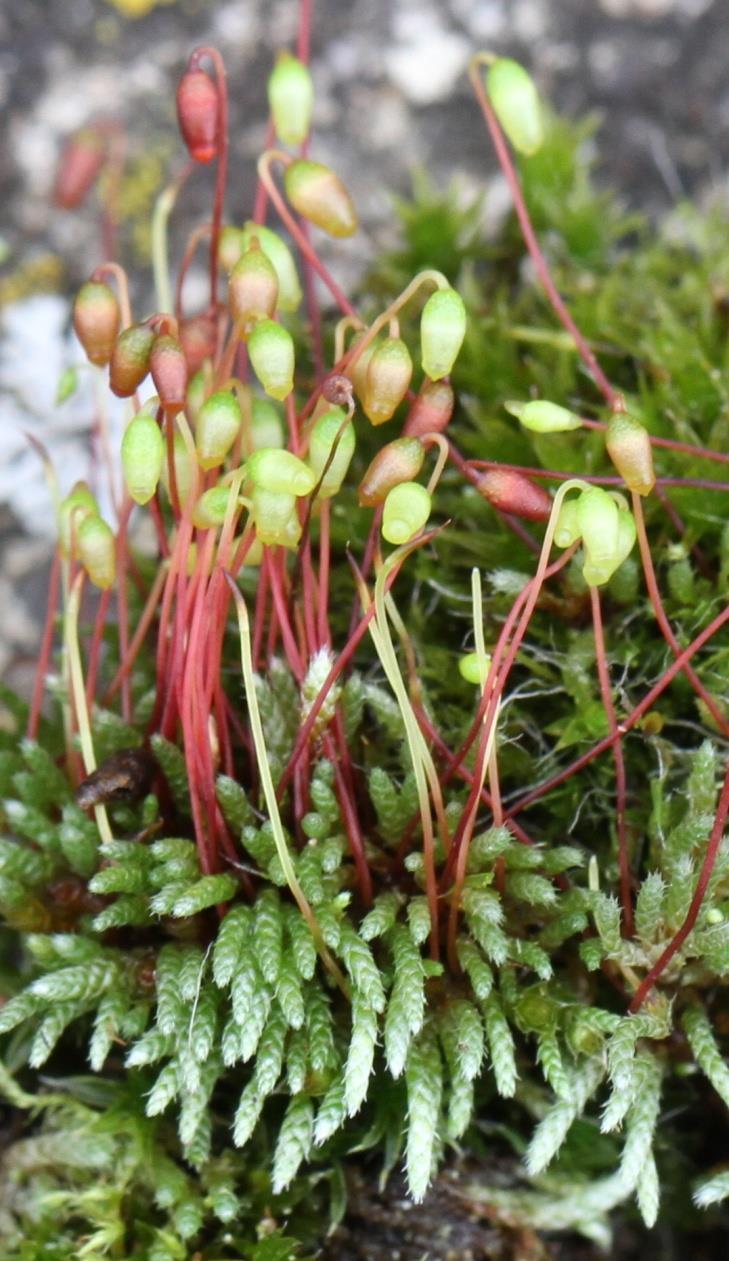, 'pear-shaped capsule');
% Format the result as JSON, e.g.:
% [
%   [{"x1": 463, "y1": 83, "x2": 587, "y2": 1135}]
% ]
[
  {"x1": 268, "y1": 52, "x2": 314, "y2": 147},
  {"x1": 505, "y1": 399, "x2": 582, "y2": 434},
  {"x1": 404, "y1": 378, "x2": 454, "y2": 438},
  {"x1": 150, "y1": 334, "x2": 188, "y2": 415},
  {"x1": 478, "y1": 470, "x2": 552, "y2": 521},
  {"x1": 420, "y1": 288, "x2": 466, "y2": 381},
  {"x1": 363, "y1": 337, "x2": 413, "y2": 426},
  {"x1": 109, "y1": 323, "x2": 155, "y2": 398},
  {"x1": 606, "y1": 412, "x2": 655, "y2": 497},
  {"x1": 247, "y1": 318, "x2": 295, "y2": 400},
  {"x1": 251, "y1": 398, "x2": 285, "y2": 450},
  {"x1": 73, "y1": 281, "x2": 120, "y2": 367},
  {"x1": 486, "y1": 57, "x2": 544, "y2": 157},
  {"x1": 59, "y1": 481, "x2": 99, "y2": 558},
  {"x1": 554, "y1": 496, "x2": 581, "y2": 549},
  {"x1": 251, "y1": 487, "x2": 301, "y2": 549},
  {"x1": 218, "y1": 225, "x2": 245, "y2": 272},
  {"x1": 53, "y1": 127, "x2": 105, "y2": 209},
  {"x1": 382, "y1": 482, "x2": 431, "y2": 545},
  {"x1": 576, "y1": 488, "x2": 619, "y2": 572},
  {"x1": 179, "y1": 312, "x2": 217, "y2": 375},
  {"x1": 176, "y1": 68, "x2": 219, "y2": 164},
  {"x1": 121, "y1": 404, "x2": 165, "y2": 506},
  {"x1": 77, "y1": 514, "x2": 116, "y2": 590},
  {"x1": 283, "y1": 159, "x2": 358, "y2": 238},
  {"x1": 308, "y1": 408, "x2": 356, "y2": 499},
  {"x1": 192, "y1": 485, "x2": 235, "y2": 530},
  {"x1": 583, "y1": 504, "x2": 636, "y2": 587},
  {"x1": 241, "y1": 222, "x2": 302, "y2": 312},
  {"x1": 246, "y1": 448, "x2": 316, "y2": 497},
  {"x1": 196, "y1": 389, "x2": 242, "y2": 469},
  {"x1": 358, "y1": 437, "x2": 424, "y2": 508},
  {"x1": 228, "y1": 239, "x2": 279, "y2": 334}
]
